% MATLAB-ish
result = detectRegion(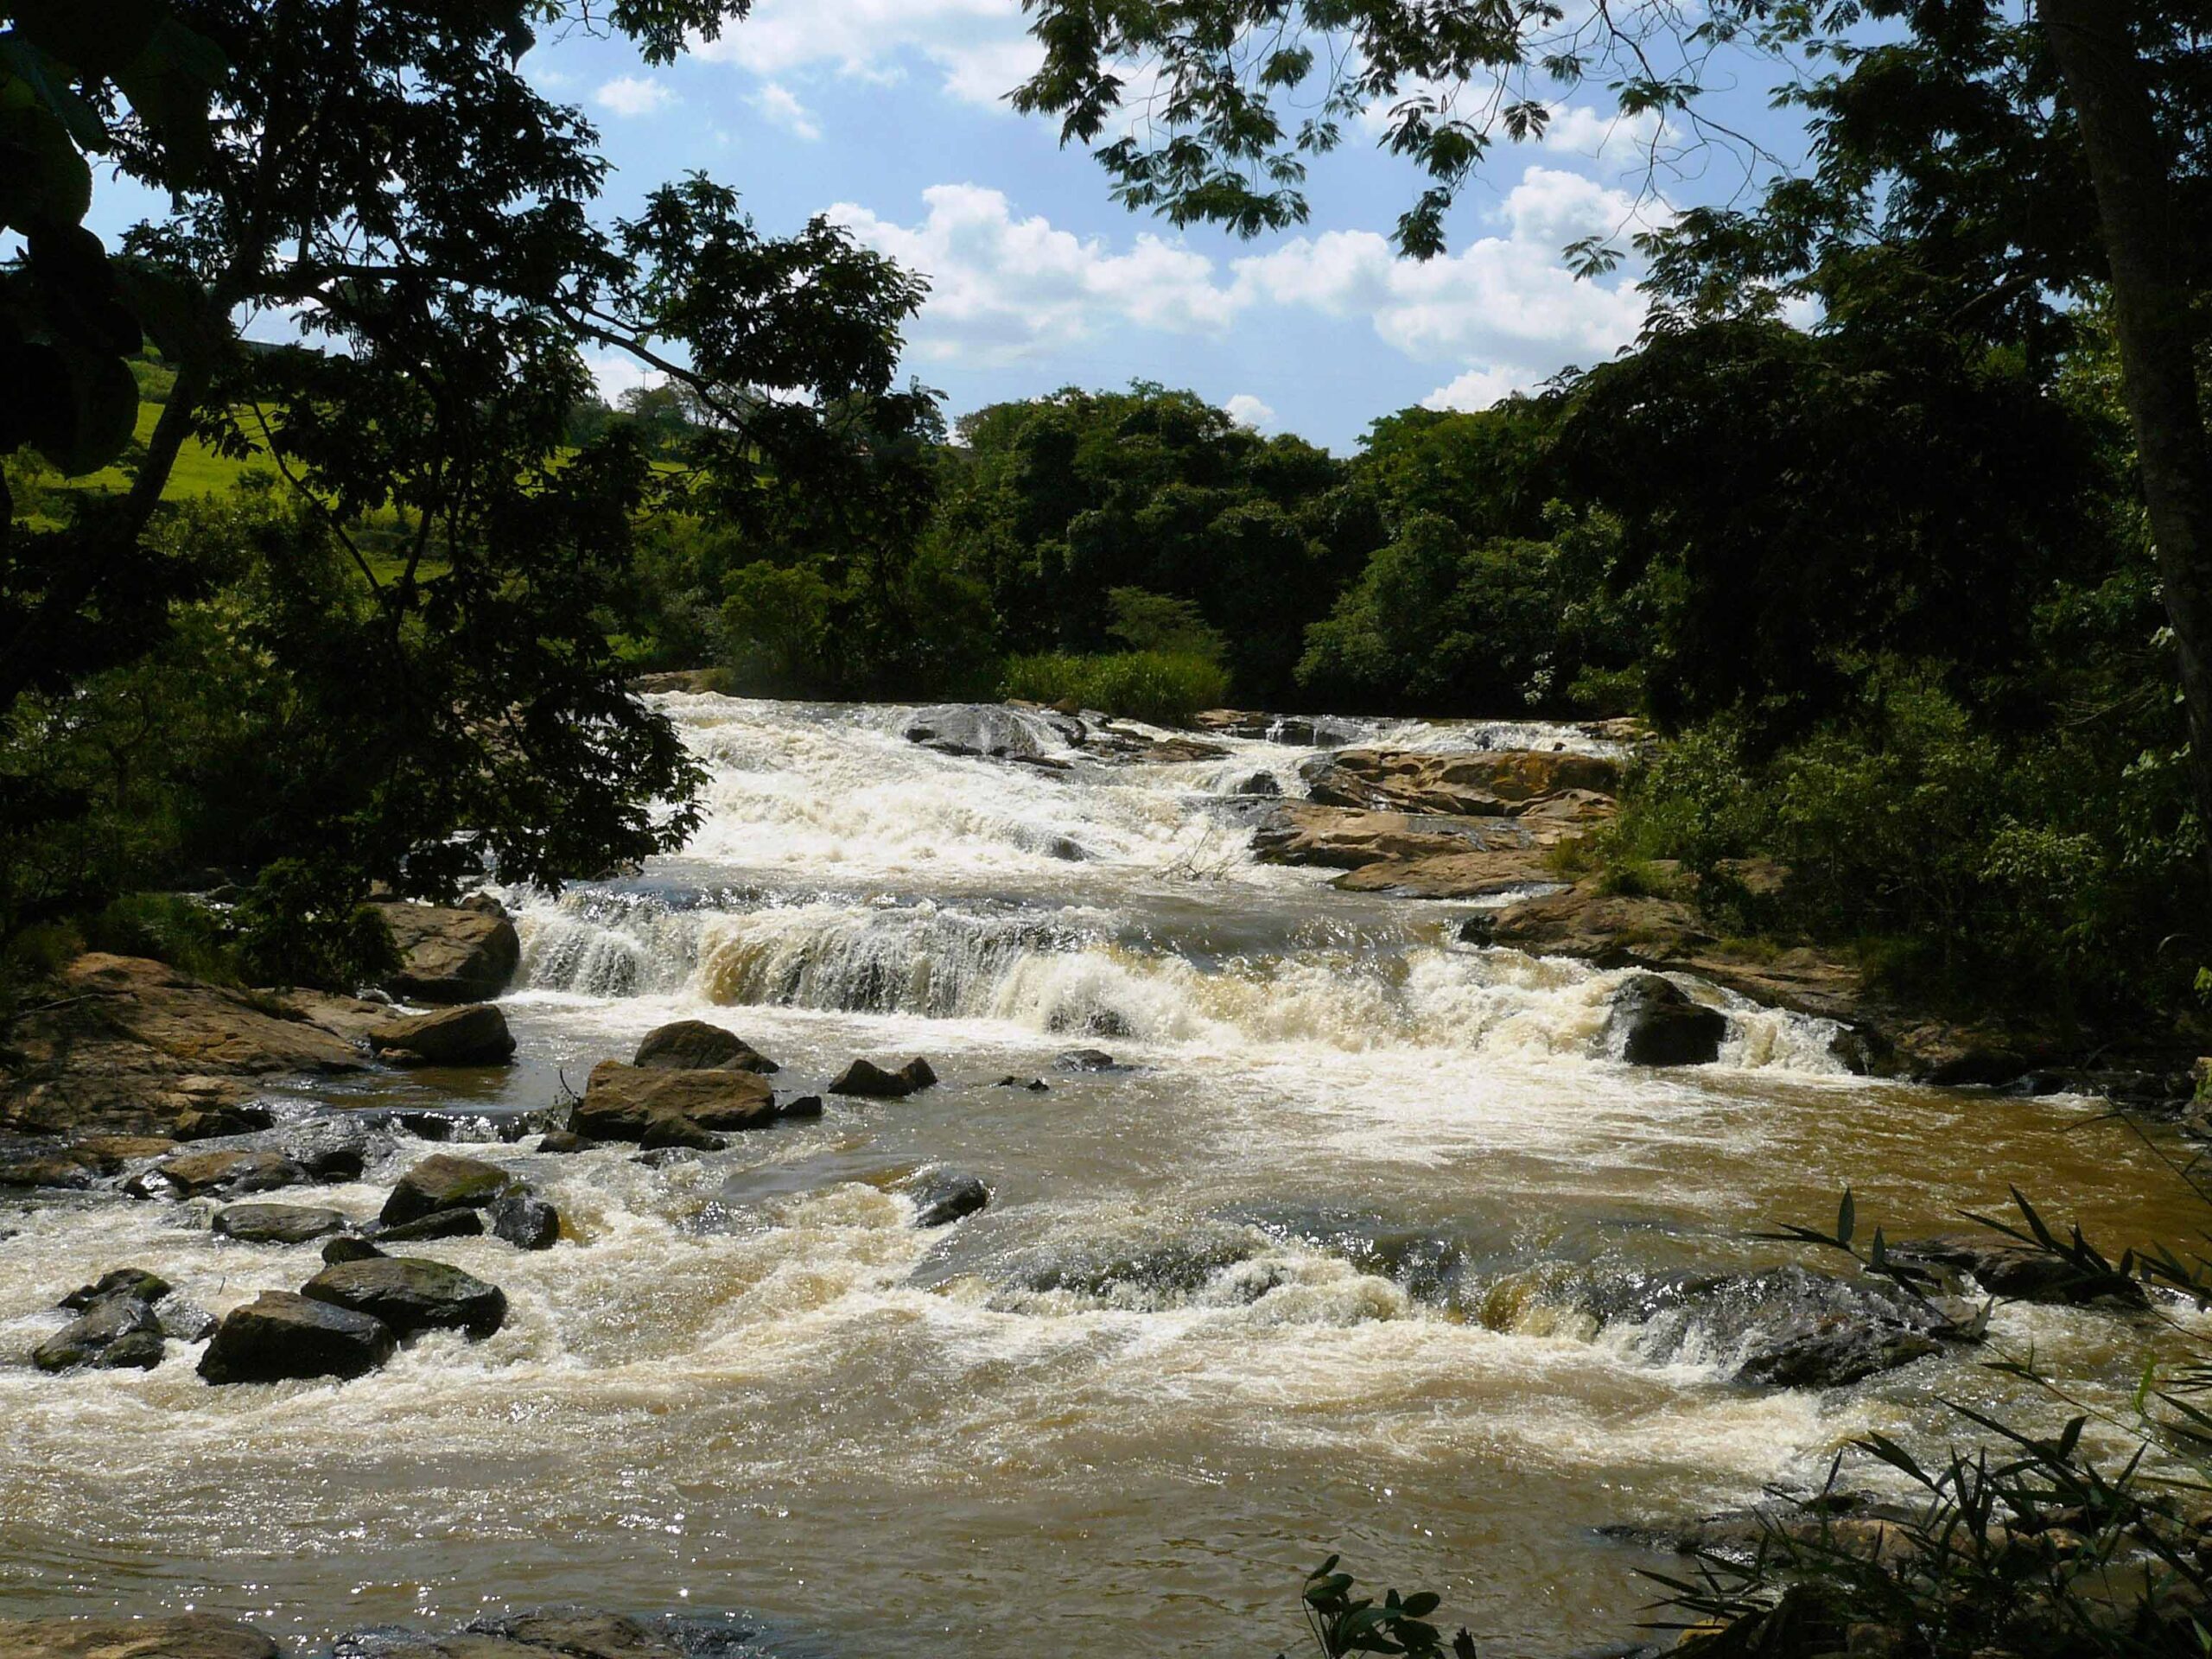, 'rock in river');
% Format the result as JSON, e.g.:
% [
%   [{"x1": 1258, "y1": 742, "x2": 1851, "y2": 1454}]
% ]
[
  {"x1": 33, "y1": 1296, "x2": 167, "y2": 1372},
  {"x1": 632, "y1": 1019, "x2": 779, "y2": 1073},
  {"x1": 1605, "y1": 973, "x2": 1726, "y2": 1067},
  {"x1": 371, "y1": 898, "x2": 521, "y2": 1005},
  {"x1": 302, "y1": 1255, "x2": 508, "y2": 1339},
  {"x1": 140, "y1": 1148, "x2": 313, "y2": 1198},
  {"x1": 487, "y1": 1194, "x2": 562, "y2": 1250},
  {"x1": 366, "y1": 1003, "x2": 516, "y2": 1068},
  {"x1": 829, "y1": 1057, "x2": 926, "y2": 1098},
  {"x1": 380, "y1": 1152, "x2": 522, "y2": 1227},
  {"x1": 574, "y1": 1060, "x2": 776, "y2": 1137},
  {"x1": 899, "y1": 1168, "x2": 990, "y2": 1229},
  {"x1": 213, "y1": 1203, "x2": 352, "y2": 1245},
  {"x1": 0, "y1": 1613, "x2": 278, "y2": 1659},
  {"x1": 1888, "y1": 1233, "x2": 2147, "y2": 1307},
  {"x1": 198, "y1": 1290, "x2": 397, "y2": 1384}
]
